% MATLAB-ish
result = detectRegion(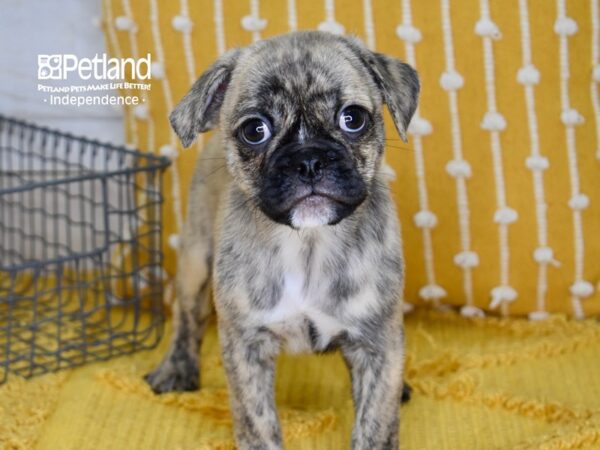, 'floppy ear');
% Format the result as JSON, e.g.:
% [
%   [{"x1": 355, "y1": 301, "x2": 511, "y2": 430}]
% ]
[
  {"x1": 169, "y1": 48, "x2": 240, "y2": 147},
  {"x1": 342, "y1": 38, "x2": 419, "y2": 142},
  {"x1": 365, "y1": 52, "x2": 419, "y2": 142}
]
